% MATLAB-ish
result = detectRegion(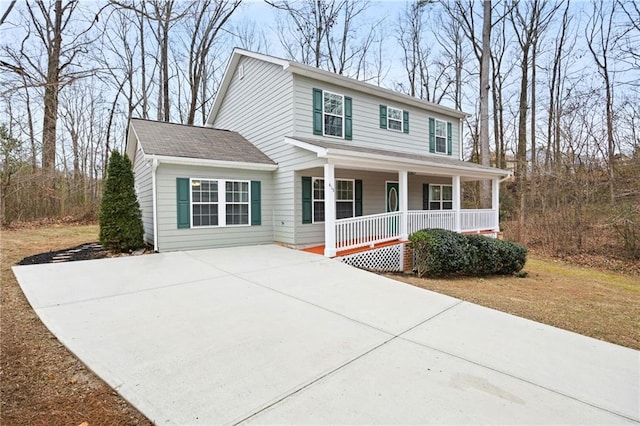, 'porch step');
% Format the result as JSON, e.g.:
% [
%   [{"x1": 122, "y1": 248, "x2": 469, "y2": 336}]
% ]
[{"x1": 302, "y1": 239, "x2": 403, "y2": 258}]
